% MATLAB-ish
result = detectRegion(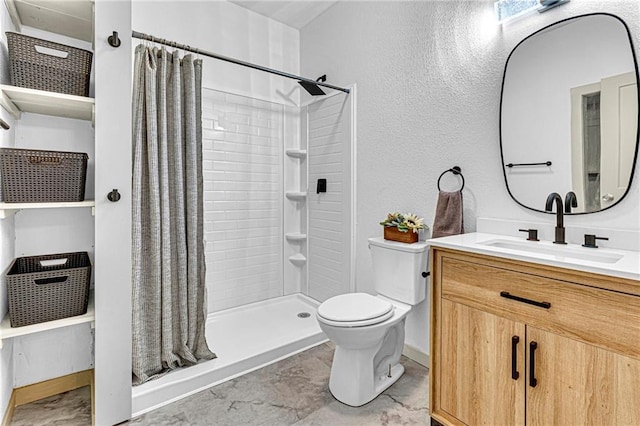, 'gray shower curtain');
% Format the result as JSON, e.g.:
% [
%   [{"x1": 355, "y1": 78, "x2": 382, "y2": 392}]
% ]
[{"x1": 132, "y1": 45, "x2": 216, "y2": 385}]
